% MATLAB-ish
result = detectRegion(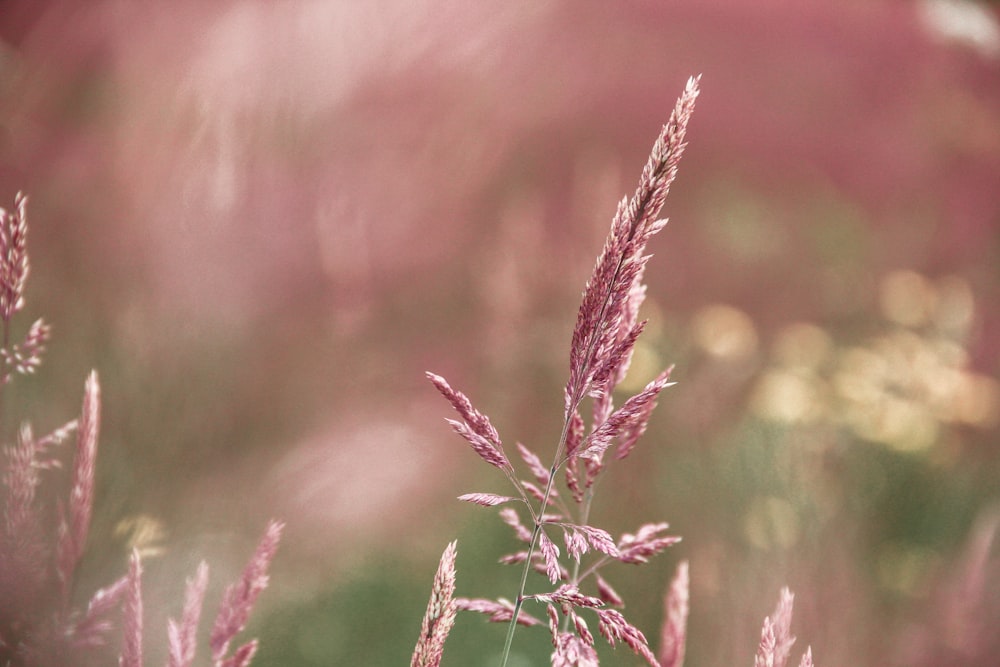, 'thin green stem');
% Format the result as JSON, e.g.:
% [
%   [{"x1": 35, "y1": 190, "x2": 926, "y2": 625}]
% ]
[
  {"x1": 576, "y1": 554, "x2": 613, "y2": 584},
  {"x1": 498, "y1": 415, "x2": 572, "y2": 667},
  {"x1": 498, "y1": 520, "x2": 540, "y2": 667},
  {"x1": 498, "y1": 240, "x2": 624, "y2": 663}
]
